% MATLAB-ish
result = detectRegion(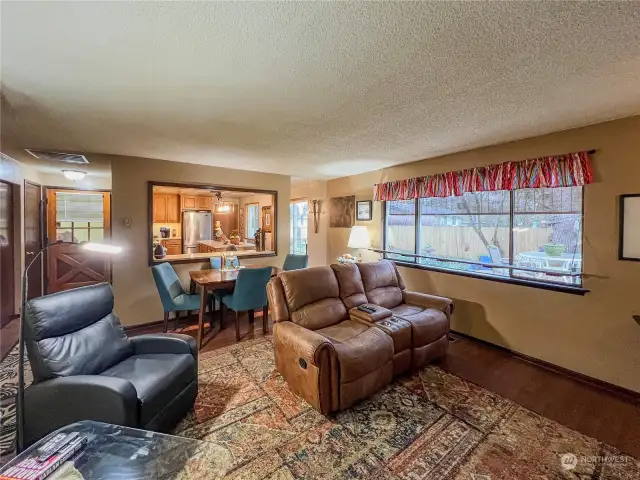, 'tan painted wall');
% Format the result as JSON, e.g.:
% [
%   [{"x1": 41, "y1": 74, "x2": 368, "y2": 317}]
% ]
[
  {"x1": 326, "y1": 115, "x2": 640, "y2": 393},
  {"x1": 291, "y1": 181, "x2": 328, "y2": 267},
  {"x1": 109, "y1": 154, "x2": 290, "y2": 326}
]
